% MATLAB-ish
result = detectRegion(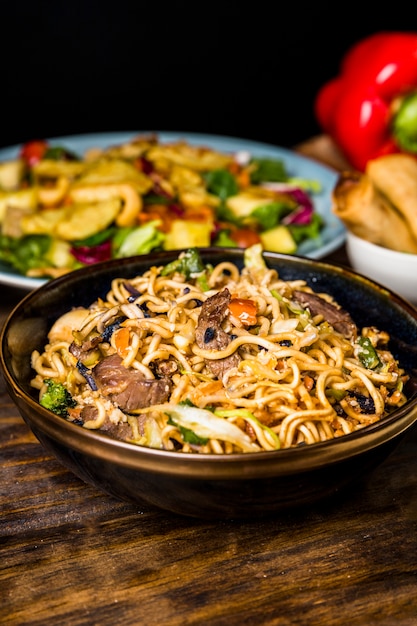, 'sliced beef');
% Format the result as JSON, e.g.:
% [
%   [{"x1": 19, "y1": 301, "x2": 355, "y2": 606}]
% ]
[
  {"x1": 69, "y1": 335, "x2": 103, "y2": 362},
  {"x1": 196, "y1": 289, "x2": 233, "y2": 351},
  {"x1": 80, "y1": 403, "x2": 144, "y2": 442},
  {"x1": 80, "y1": 405, "x2": 99, "y2": 423},
  {"x1": 92, "y1": 354, "x2": 172, "y2": 411},
  {"x1": 195, "y1": 288, "x2": 241, "y2": 379},
  {"x1": 293, "y1": 290, "x2": 357, "y2": 339},
  {"x1": 153, "y1": 358, "x2": 179, "y2": 378},
  {"x1": 100, "y1": 419, "x2": 135, "y2": 442}
]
